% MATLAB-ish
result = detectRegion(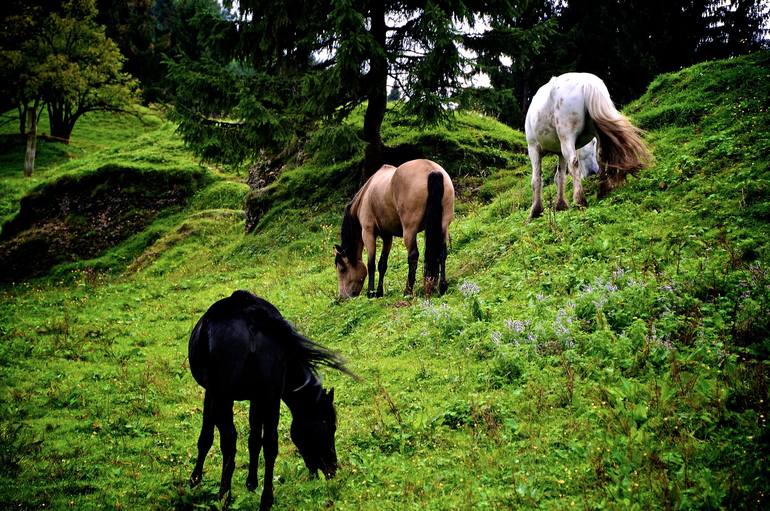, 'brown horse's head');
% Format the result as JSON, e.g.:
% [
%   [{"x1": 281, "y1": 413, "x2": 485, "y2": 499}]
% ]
[{"x1": 334, "y1": 245, "x2": 366, "y2": 298}]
